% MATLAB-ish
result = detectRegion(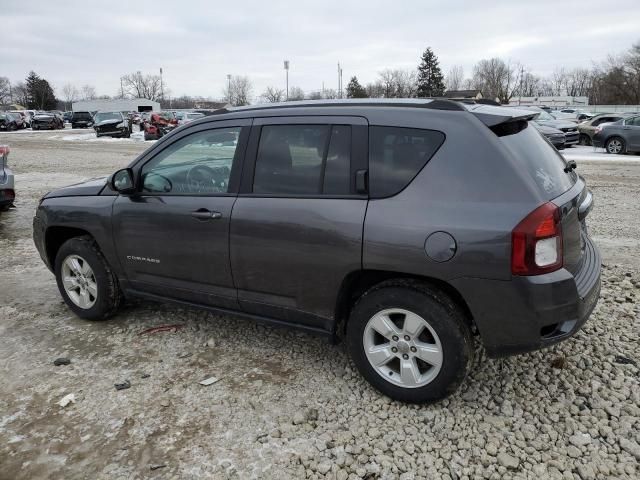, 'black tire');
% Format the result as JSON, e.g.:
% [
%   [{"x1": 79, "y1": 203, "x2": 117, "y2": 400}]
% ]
[
  {"x1": 54, "y1": 236, "x2": 122, "y2": 321},
  {"x1": 605, "y1": 136, "x2": 626, "y2": 155},
  {"x1": 346, "y1": 280, "x2": 473, "y2": 403},
  {"x1": 32, "y1": 124, "x2": 38, "y2": 130},
  {"x1": 579, "y1": 134, "x2": 591, "y2": 146}
]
